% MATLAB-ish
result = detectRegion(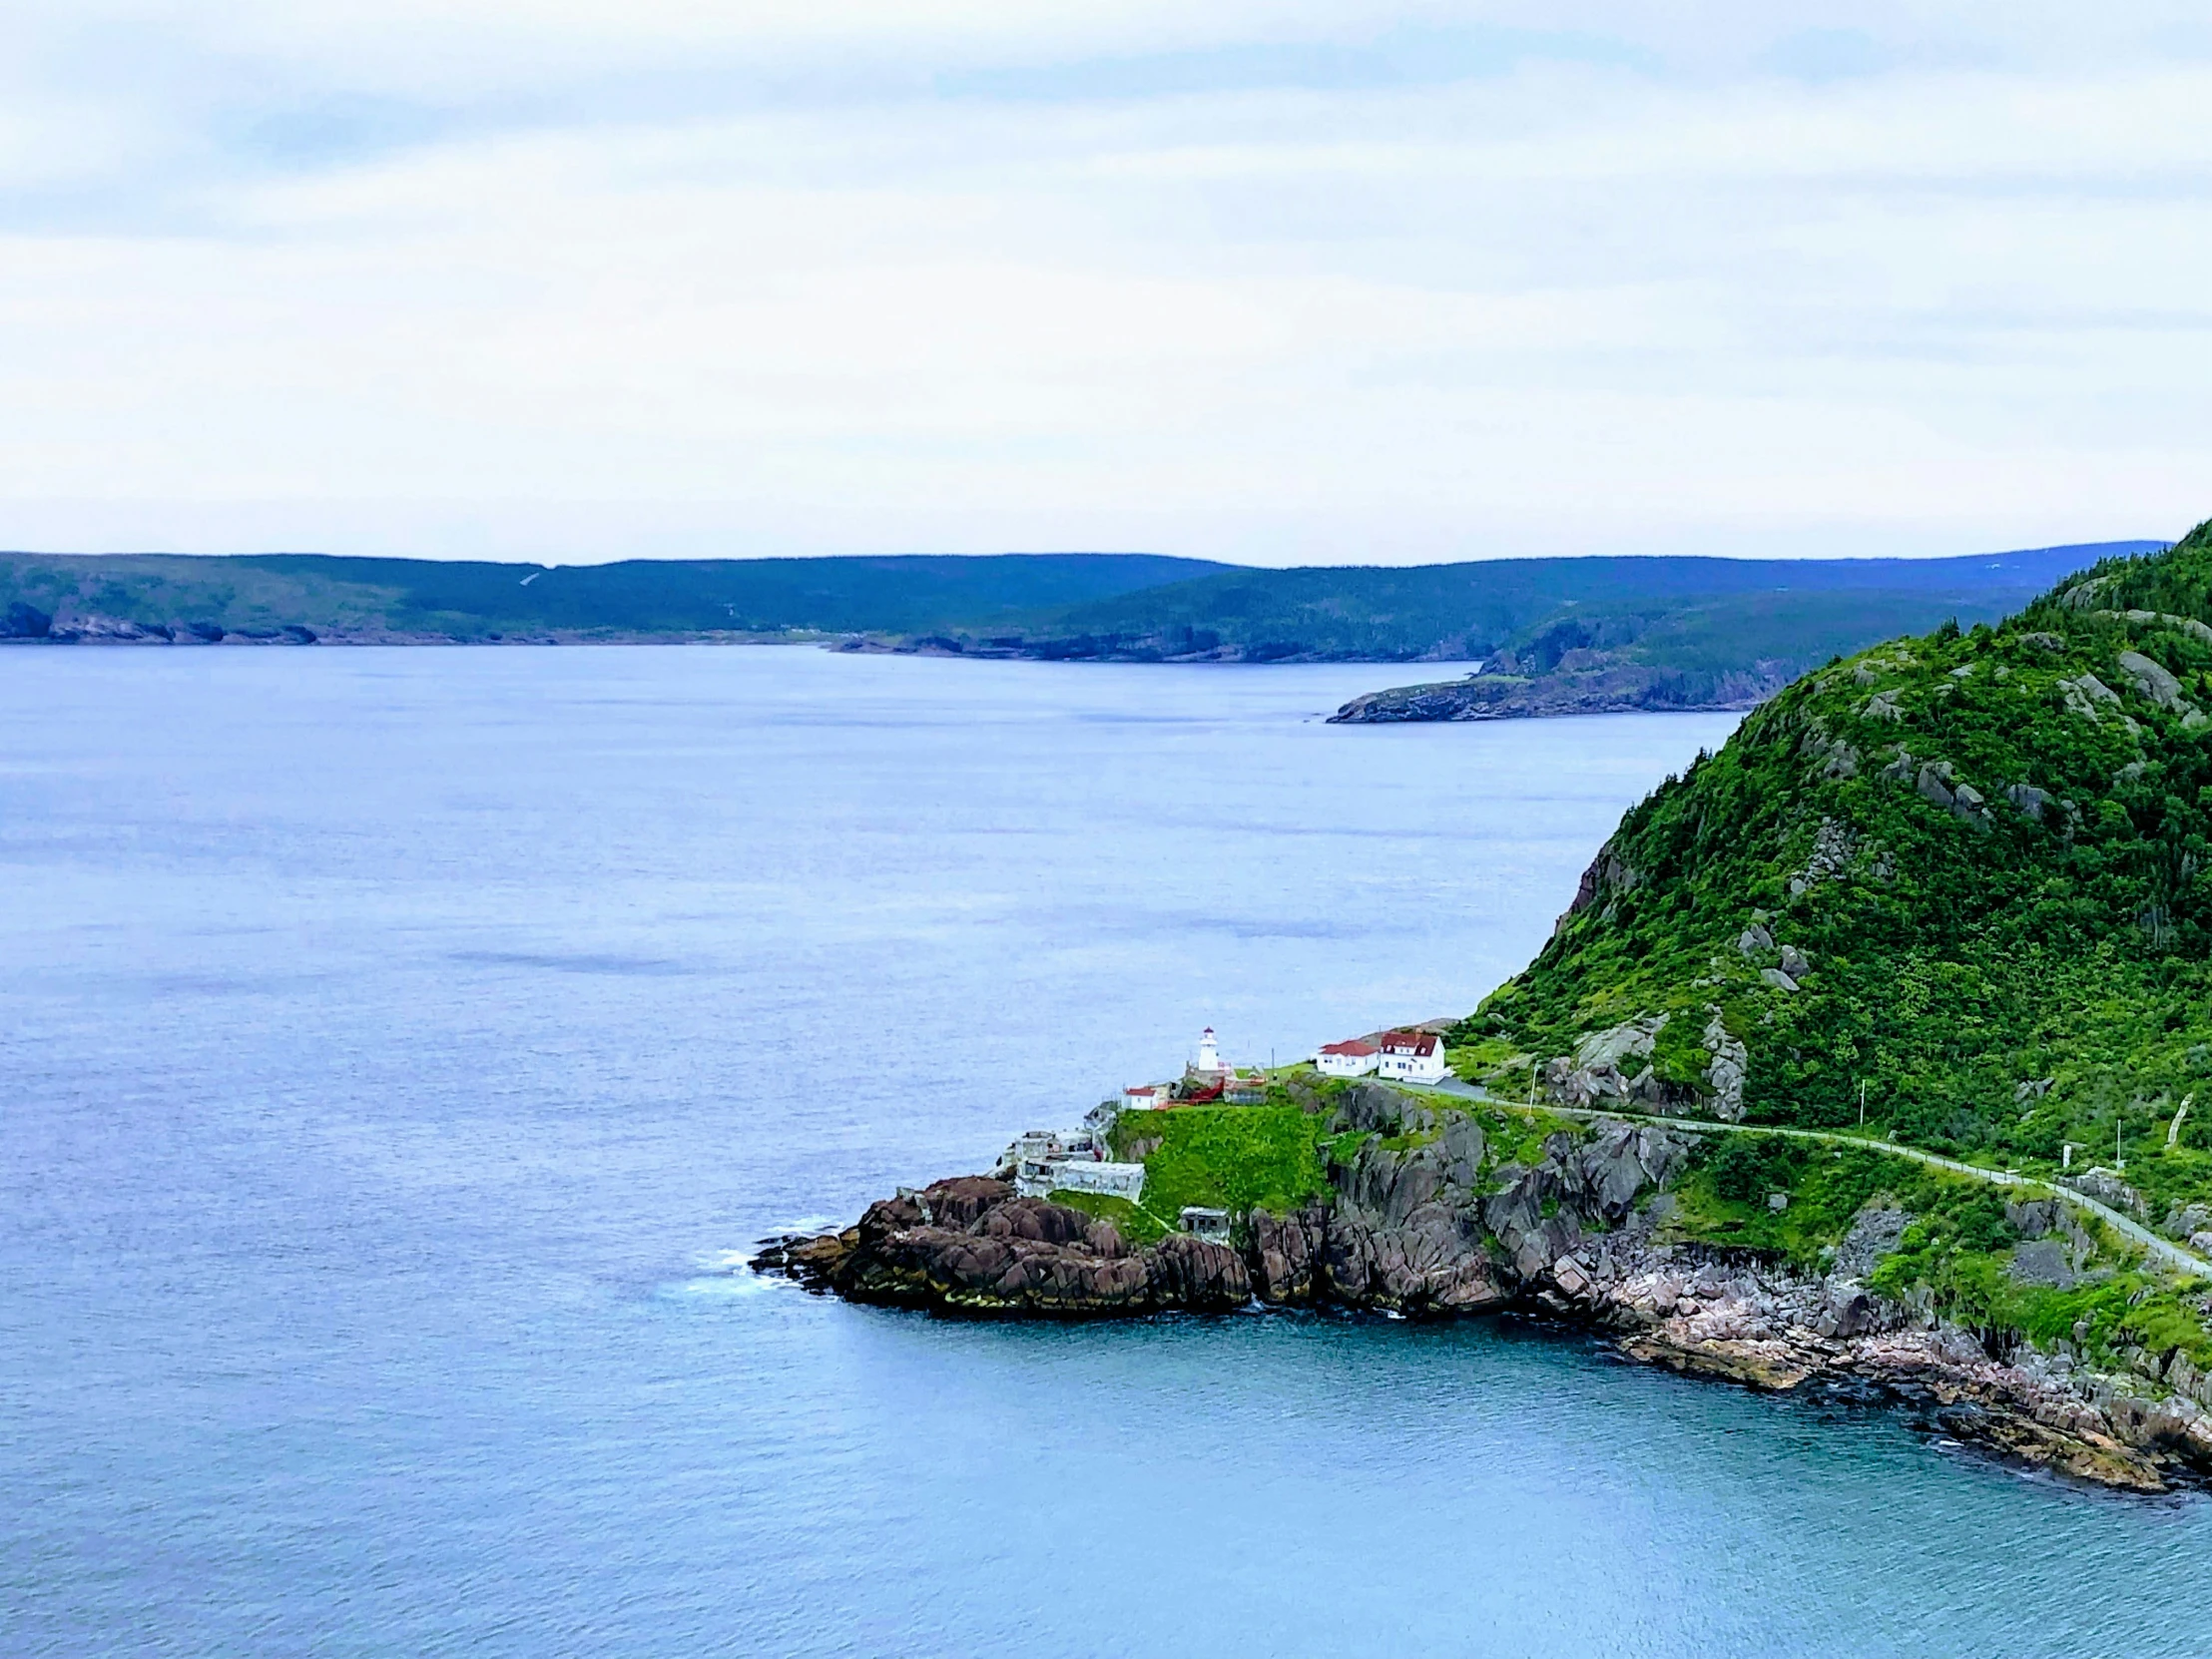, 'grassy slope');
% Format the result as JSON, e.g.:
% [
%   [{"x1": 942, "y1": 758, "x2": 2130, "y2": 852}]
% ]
[
  {"x1": 1108, "y1": 1104, "x2": 1332, "y2": 1223},
  {"x1": 1085, "y1": 1078, "x2": 2210, "y2": 1369},
  {"x1": 1465, "y1": 519, "x2": 2212, "y2": 1198}
]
